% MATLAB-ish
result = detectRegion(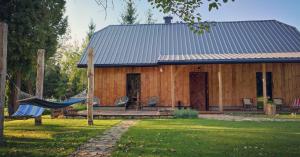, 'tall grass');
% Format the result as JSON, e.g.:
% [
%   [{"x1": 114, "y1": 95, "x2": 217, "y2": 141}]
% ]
[{"x1": 174, "y1": 109, "x2": 198, "y2": 118}]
